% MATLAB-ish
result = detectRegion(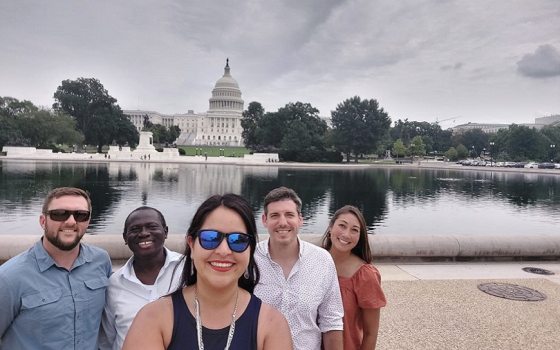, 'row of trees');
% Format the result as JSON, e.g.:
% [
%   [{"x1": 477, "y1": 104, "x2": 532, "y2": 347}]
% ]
[
  {"x1": 1, "y1": 78, "x2": 184, "y2": 153},
  {"x1": 443, "y1": 125, "x2": 560, "y2": 162},
  {"x1": 1, "y1": 97, "x2": 83, "y2": 150},
  {"x1": 4, "y1": 78, "x2": 558, "y2": 163},
  {"x1": 241, "y1": 97, "x2": 560, "y2": 163},
  {"x1": 2, "y1": 78, "x2": 143, "y2": 152},
  {"x1": 242, "y1": 97, "x2": 391, "y2": 162}
]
